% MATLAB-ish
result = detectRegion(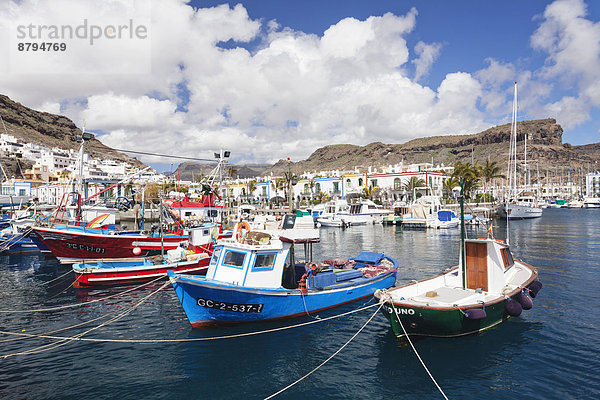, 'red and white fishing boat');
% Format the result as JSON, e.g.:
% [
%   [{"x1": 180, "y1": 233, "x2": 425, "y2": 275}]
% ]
[
  {"x1": 71, "y1": 225, "x2": 218, "y2": 287},
  {"x1": 32, "y1": 224, "x2": 188, "y2": 264}
]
